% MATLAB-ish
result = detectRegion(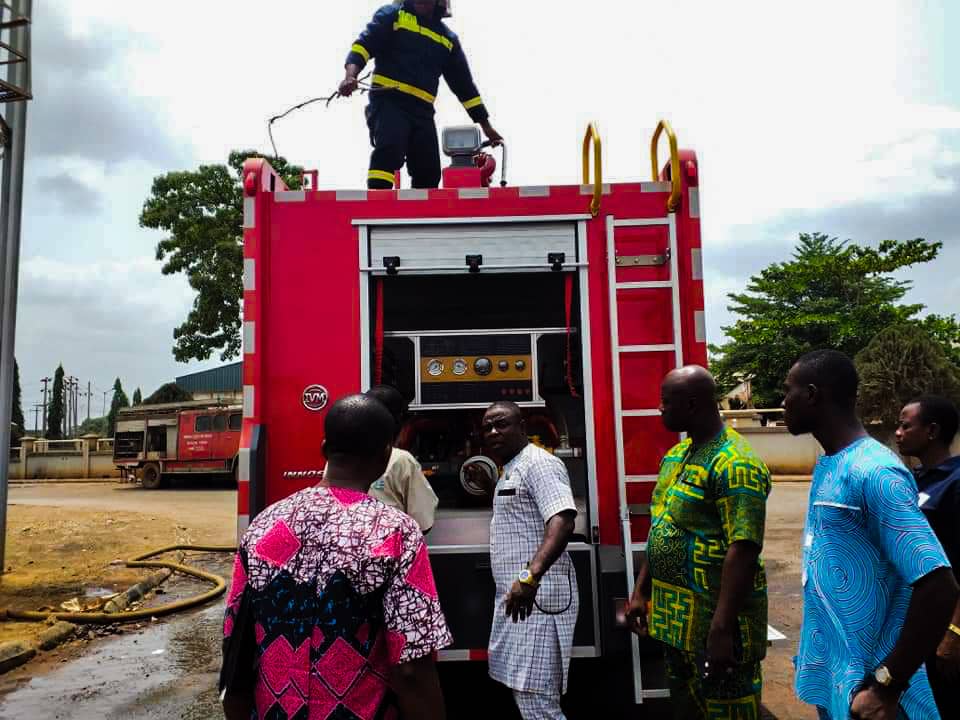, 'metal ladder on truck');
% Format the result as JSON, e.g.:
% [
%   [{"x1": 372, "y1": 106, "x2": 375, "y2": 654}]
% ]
[{"x1": 605, "y1": 121, "x2": 685, "y2": 704}]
